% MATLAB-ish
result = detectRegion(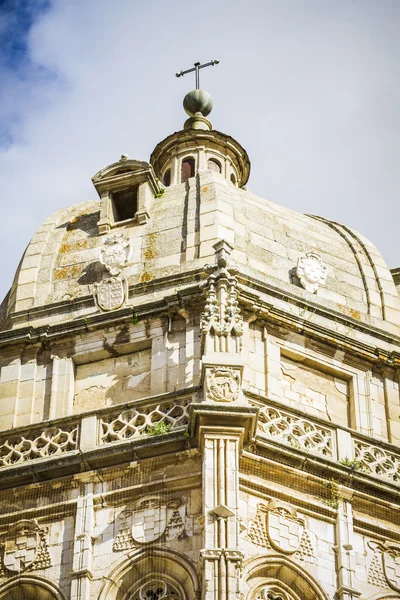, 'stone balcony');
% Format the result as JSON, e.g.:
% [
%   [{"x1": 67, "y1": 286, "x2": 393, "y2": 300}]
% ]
[{"x1": 0, "y1": 389, "x2": 399, "y2": 493}]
